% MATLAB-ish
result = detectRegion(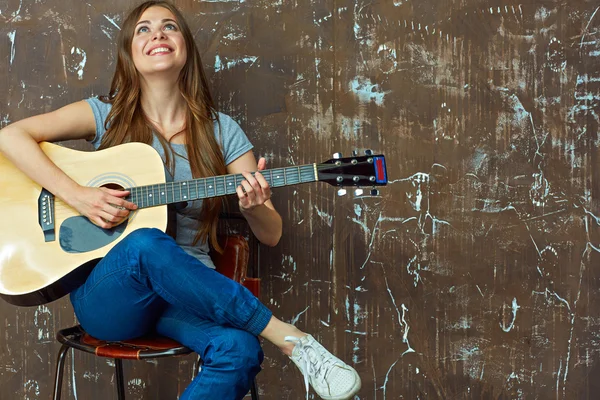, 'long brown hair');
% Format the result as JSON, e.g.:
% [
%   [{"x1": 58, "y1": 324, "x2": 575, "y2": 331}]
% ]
[{"x1": 100, "y1": 0, "x2": 226, "y2": 251}]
